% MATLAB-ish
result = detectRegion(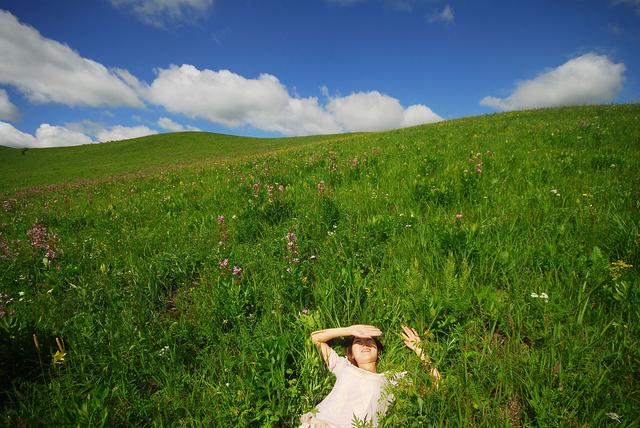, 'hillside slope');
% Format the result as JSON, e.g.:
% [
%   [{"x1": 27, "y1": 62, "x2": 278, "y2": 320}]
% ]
[
  {"x1": 0, "y1": 131, "x2": 353, "y2": 195},
  {"x1": 0, "y1": 104, "x2": 639, "y2": 426}
]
